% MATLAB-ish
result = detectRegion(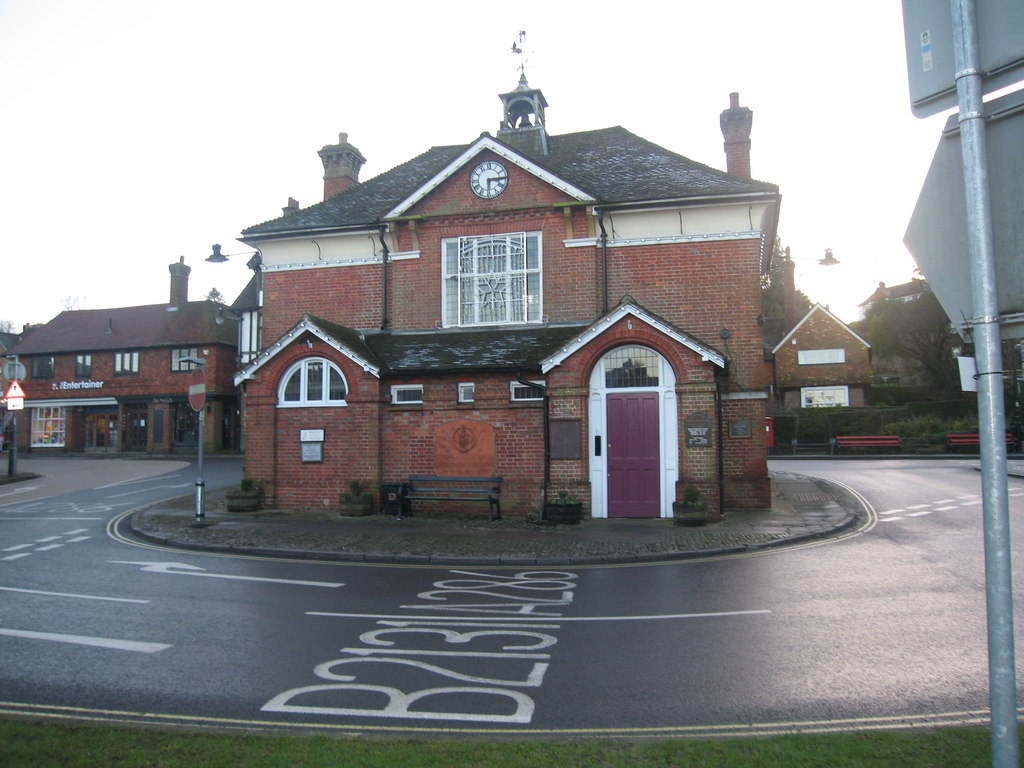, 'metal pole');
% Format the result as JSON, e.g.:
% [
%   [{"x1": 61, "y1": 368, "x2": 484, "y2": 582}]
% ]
[
  {"x1": 949, "y1": 2, "x2": 1018, "y2": 765},
  {"x1": 195, "y1": 406, "x2": 205, "y2": 525},
  {"x1": 7, "y1": 412, "x2": 16, "y2": 477}
]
